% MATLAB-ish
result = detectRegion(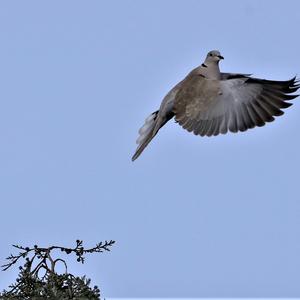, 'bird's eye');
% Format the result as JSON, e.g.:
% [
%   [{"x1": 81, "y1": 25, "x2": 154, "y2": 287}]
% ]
[{"x1": 209, "y1": 53, "x2": 213, "y2": 56}]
